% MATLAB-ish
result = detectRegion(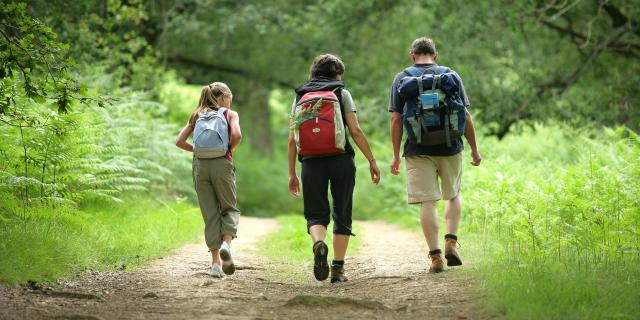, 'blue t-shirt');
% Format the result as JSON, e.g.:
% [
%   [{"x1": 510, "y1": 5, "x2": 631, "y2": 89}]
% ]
[{"x1": 388, "y1": 63, "x2": 470, "y2": 157}]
